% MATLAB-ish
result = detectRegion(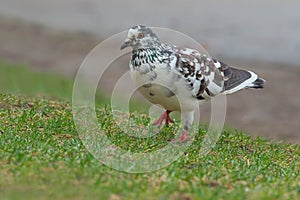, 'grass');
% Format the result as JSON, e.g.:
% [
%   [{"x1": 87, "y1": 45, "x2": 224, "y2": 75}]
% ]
[{"x1": 0, "y1": 61, "x2": 299, "y2": 199}]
